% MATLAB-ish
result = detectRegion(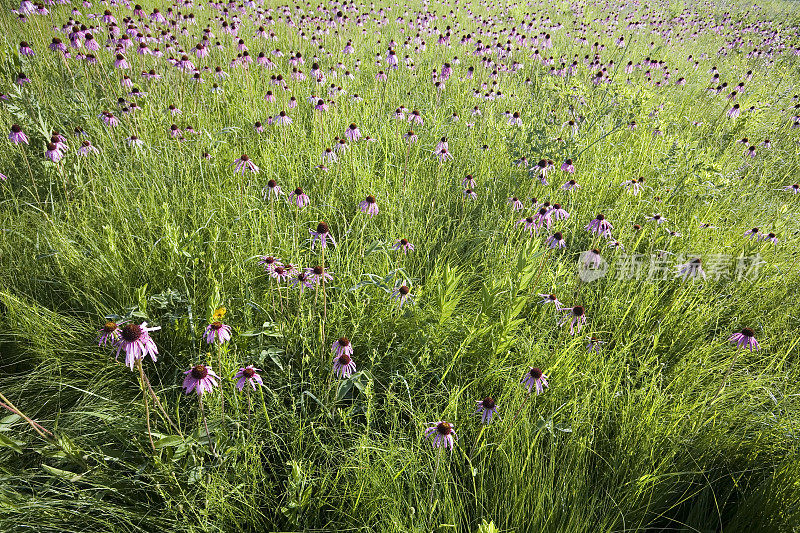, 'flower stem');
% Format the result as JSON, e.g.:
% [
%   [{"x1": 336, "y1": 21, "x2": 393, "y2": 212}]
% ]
[{"x1": 199, "y1": 395, "x2": 217, "y2": 456}]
